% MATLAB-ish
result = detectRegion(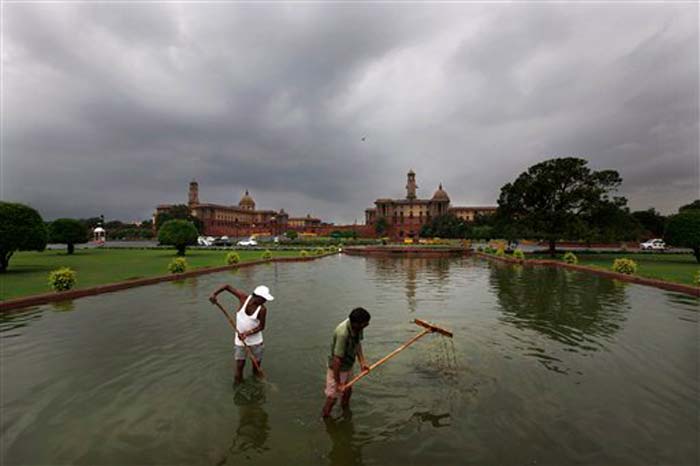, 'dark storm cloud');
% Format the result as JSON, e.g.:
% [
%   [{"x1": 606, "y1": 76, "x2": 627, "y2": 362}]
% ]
[{"x1": 3, "y1": 3, "x2": 697, "y2": 223}]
